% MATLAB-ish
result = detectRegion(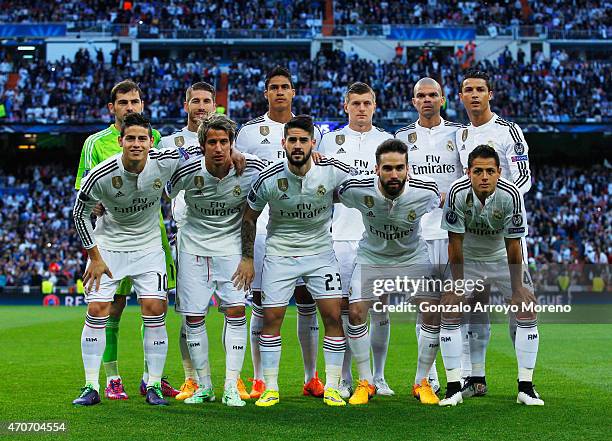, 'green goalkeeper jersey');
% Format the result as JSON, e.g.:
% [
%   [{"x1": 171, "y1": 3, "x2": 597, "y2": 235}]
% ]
[{"x1": 74, "y1": 124, "x2": 161, "y2": 189}]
